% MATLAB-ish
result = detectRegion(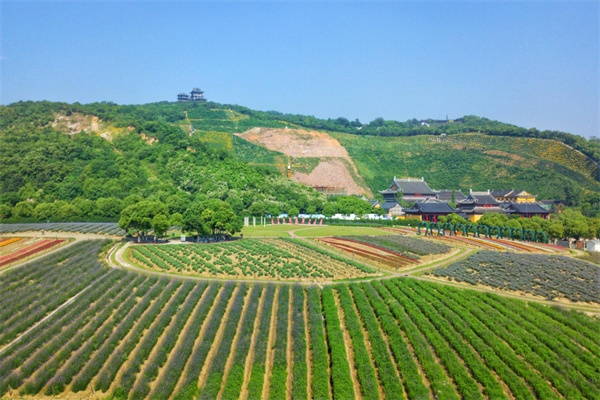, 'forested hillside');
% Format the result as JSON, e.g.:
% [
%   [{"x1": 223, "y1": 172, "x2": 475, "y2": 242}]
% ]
[
  {"x1": 334, "y1": 133, "x2": 600, "y2": 201},
  {"x1": 0, "y1": 100, "x2": 598, "y2": 223}
]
